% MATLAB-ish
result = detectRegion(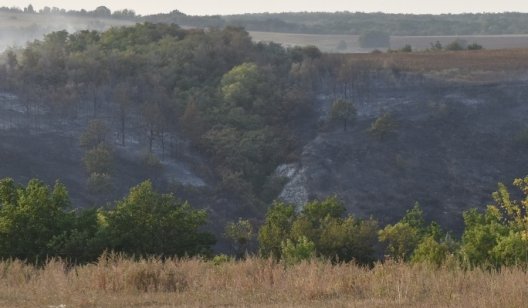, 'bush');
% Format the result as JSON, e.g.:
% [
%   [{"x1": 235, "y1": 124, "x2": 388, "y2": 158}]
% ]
[
  {"x1": 368, "y1": 113, "x2": 397, "y2": 140},
  {"x1": 467, "y1": 42, "x2": 483, "y2": 50},
  {"x1": 83, "y1": 143, "x2": 114, "y2": 174},
  {"x1": 79, "y1": 120, "x2": 109, "y2": 149},
  {"x1": 400, "y1": 44, "x2": 412, "y2": 52},
  {"x1": 358, "y1": 30, "x2": 390, "y2": 48},
  {"x1": 445, "y1": 39, "x2": 466, "y2": 51},
  {"x1": 281, "y1": 236, "x2": 316, "y2": 265}
]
